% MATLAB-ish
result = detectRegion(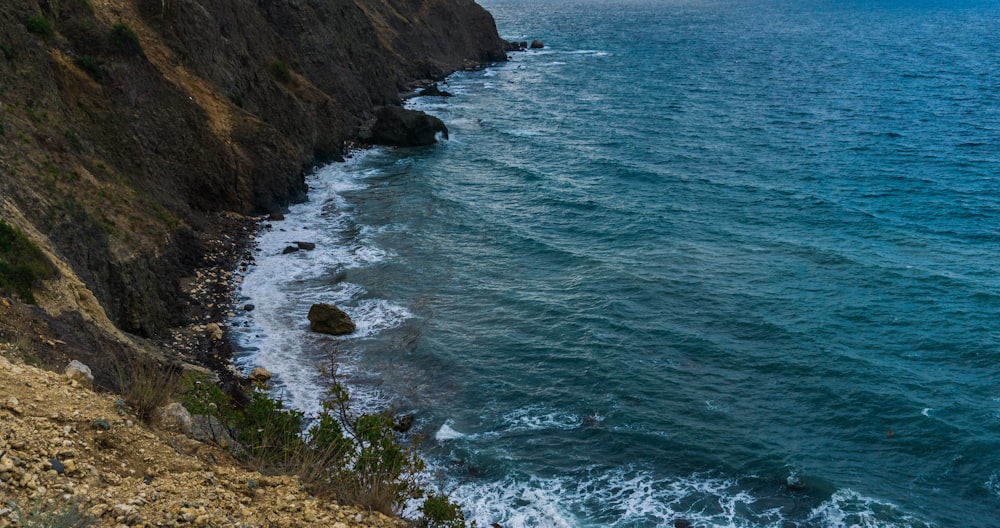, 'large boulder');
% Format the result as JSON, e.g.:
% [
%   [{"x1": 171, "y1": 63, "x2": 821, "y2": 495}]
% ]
[
  {"x1": 192, "y1": 415, "x2": 236, "y2": 449},
  {"x1": 153, "y1": 402, "x2": 194, "y2": 435},
  {"x1": 368, "y1": 106, "x2": 449, "y2": 147},
  {"x1": 64, "y1": 360, "x2": 94, "y2": 388},
  {"x1": 308, "y1": 303, "x2": 356, "y2": 335}
]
